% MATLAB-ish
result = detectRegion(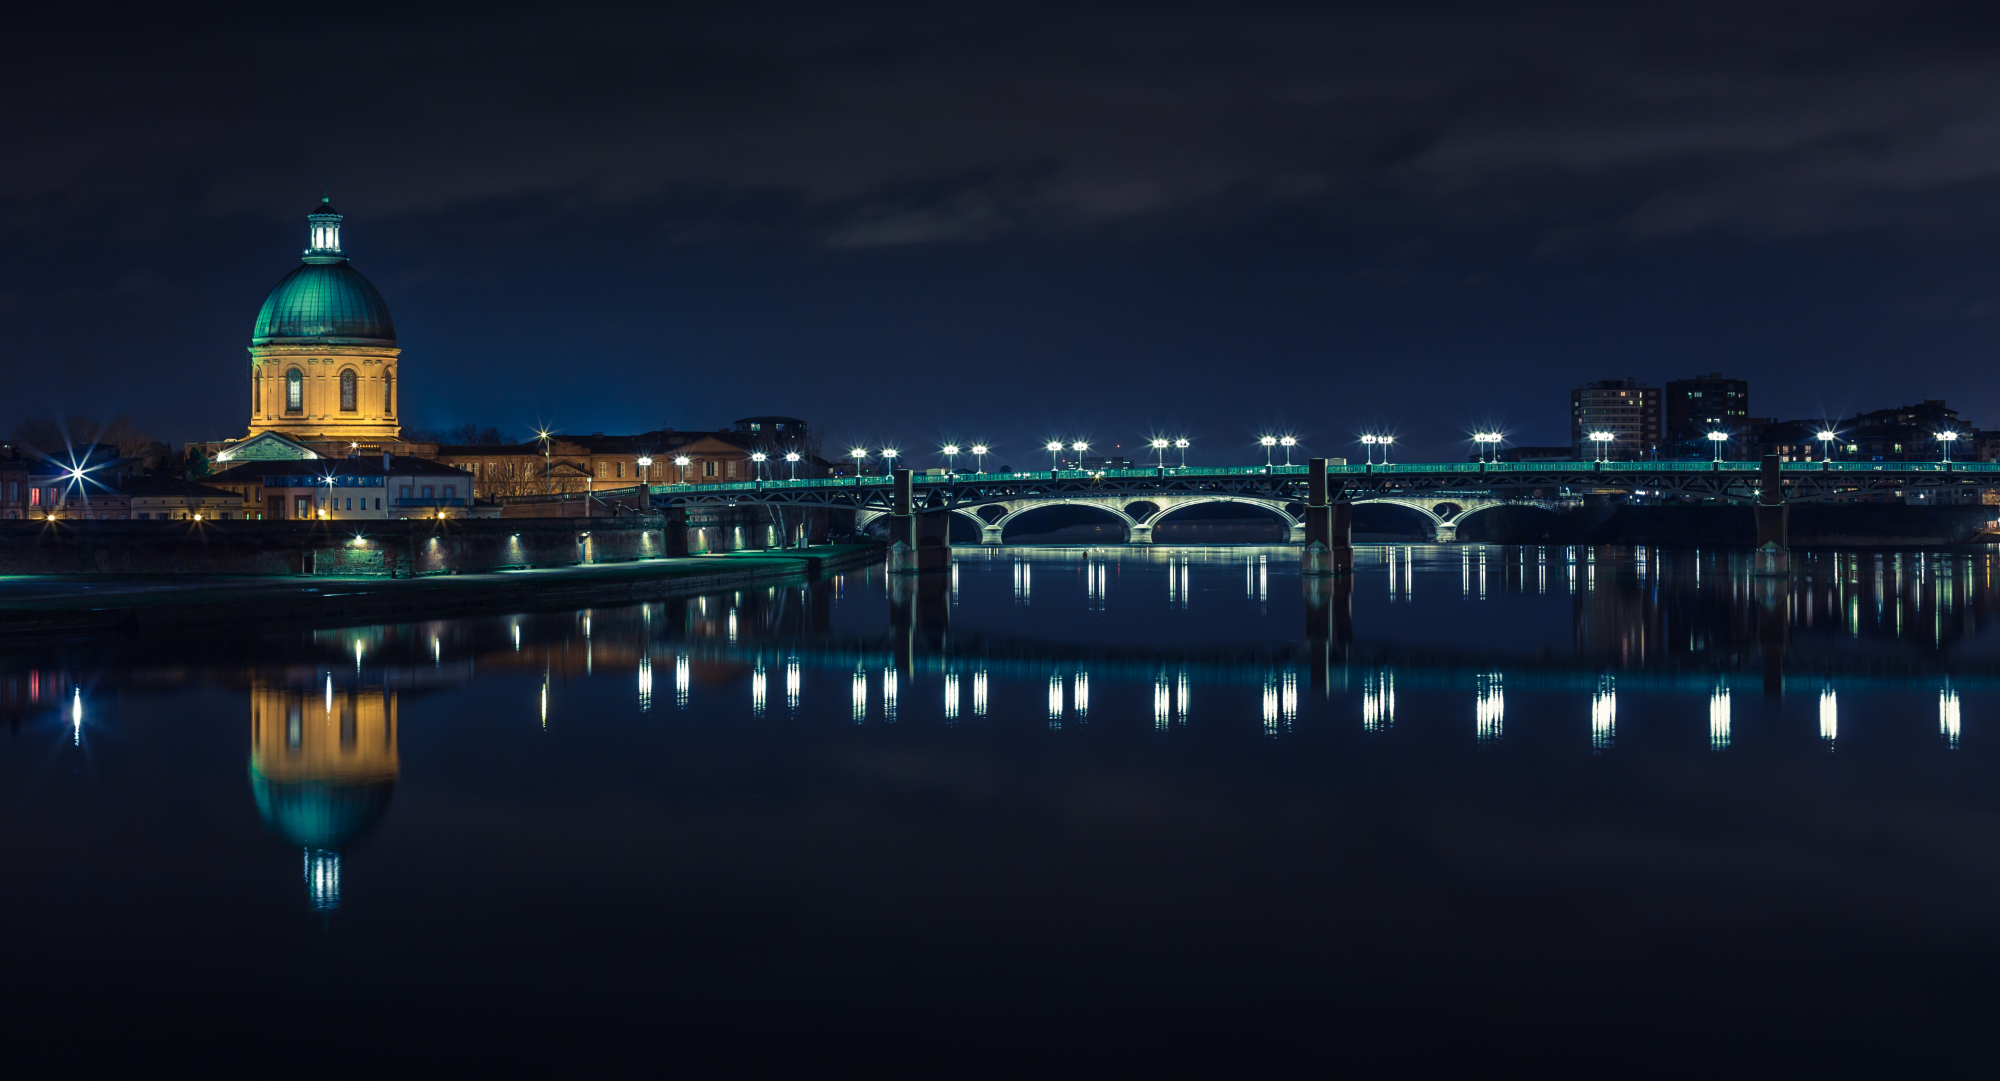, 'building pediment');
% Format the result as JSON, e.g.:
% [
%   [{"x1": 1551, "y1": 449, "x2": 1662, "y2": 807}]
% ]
[{"x1": 215, "y1": 431, "x2": 320, "y2": 463}]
